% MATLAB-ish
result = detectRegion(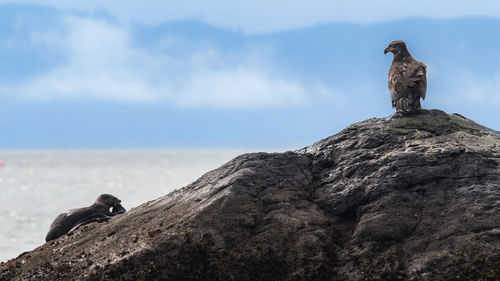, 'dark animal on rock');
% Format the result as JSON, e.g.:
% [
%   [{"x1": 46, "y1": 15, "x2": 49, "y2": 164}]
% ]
[{"x1": 384, "y1": 40, "x2": 427, "y2": 114}]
